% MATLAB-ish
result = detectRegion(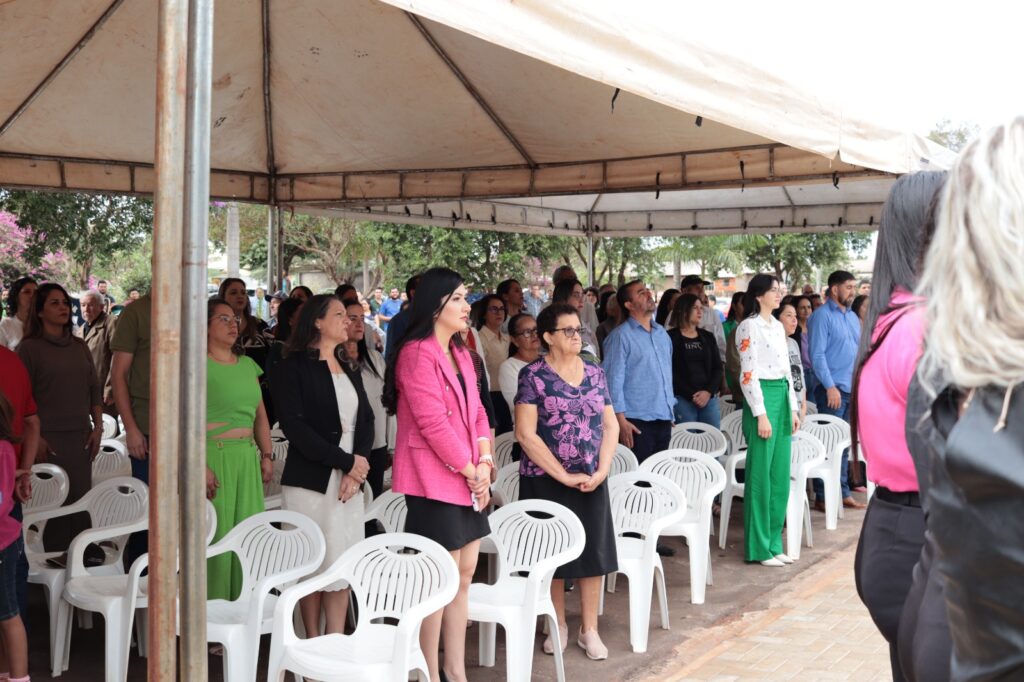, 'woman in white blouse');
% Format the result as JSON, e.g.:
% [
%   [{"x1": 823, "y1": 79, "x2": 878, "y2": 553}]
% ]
[
  {"x1": 498, "y1": 313, "x2": 541, "y2": 421},
  {"x1": 475, "y1": 294, "x2": 512, "y2": 435},
  {"x1": 735, "y1": 274, "x2": 801, "y2": 567}
]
